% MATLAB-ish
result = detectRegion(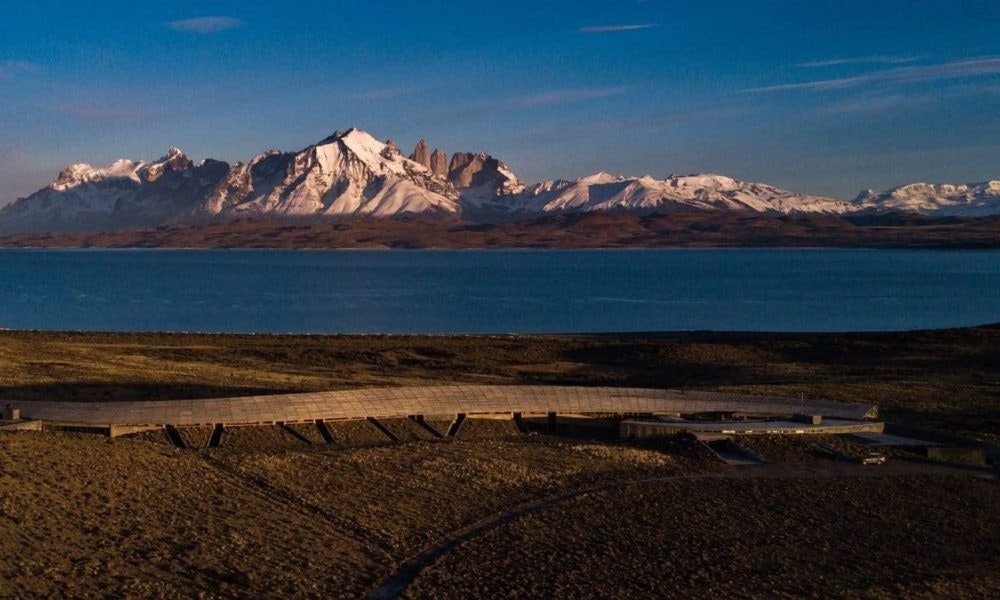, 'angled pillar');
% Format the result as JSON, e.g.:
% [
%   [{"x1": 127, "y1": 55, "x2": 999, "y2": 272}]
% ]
[
  {"x1": 315, "y1": 419, "x2": 336, "y2": 443},
  {"x1": 446, "y1": 413, "x2": 468, "y2": 437},
  {"x1": 410, "y1": 414, "x2": 444, "y2": 438},
  {"x1": 512, "y1": 412, "x2": 528, "y2": 434},
  {"x1": 164, "y1": 425, "x2": 187, "y2": 449},
  {"x1": 207, "y1": 423, "x2": 225, "y2": 448},
  {"x1": 367, "y1": 417, "x2": 401, "y2": 442}
]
